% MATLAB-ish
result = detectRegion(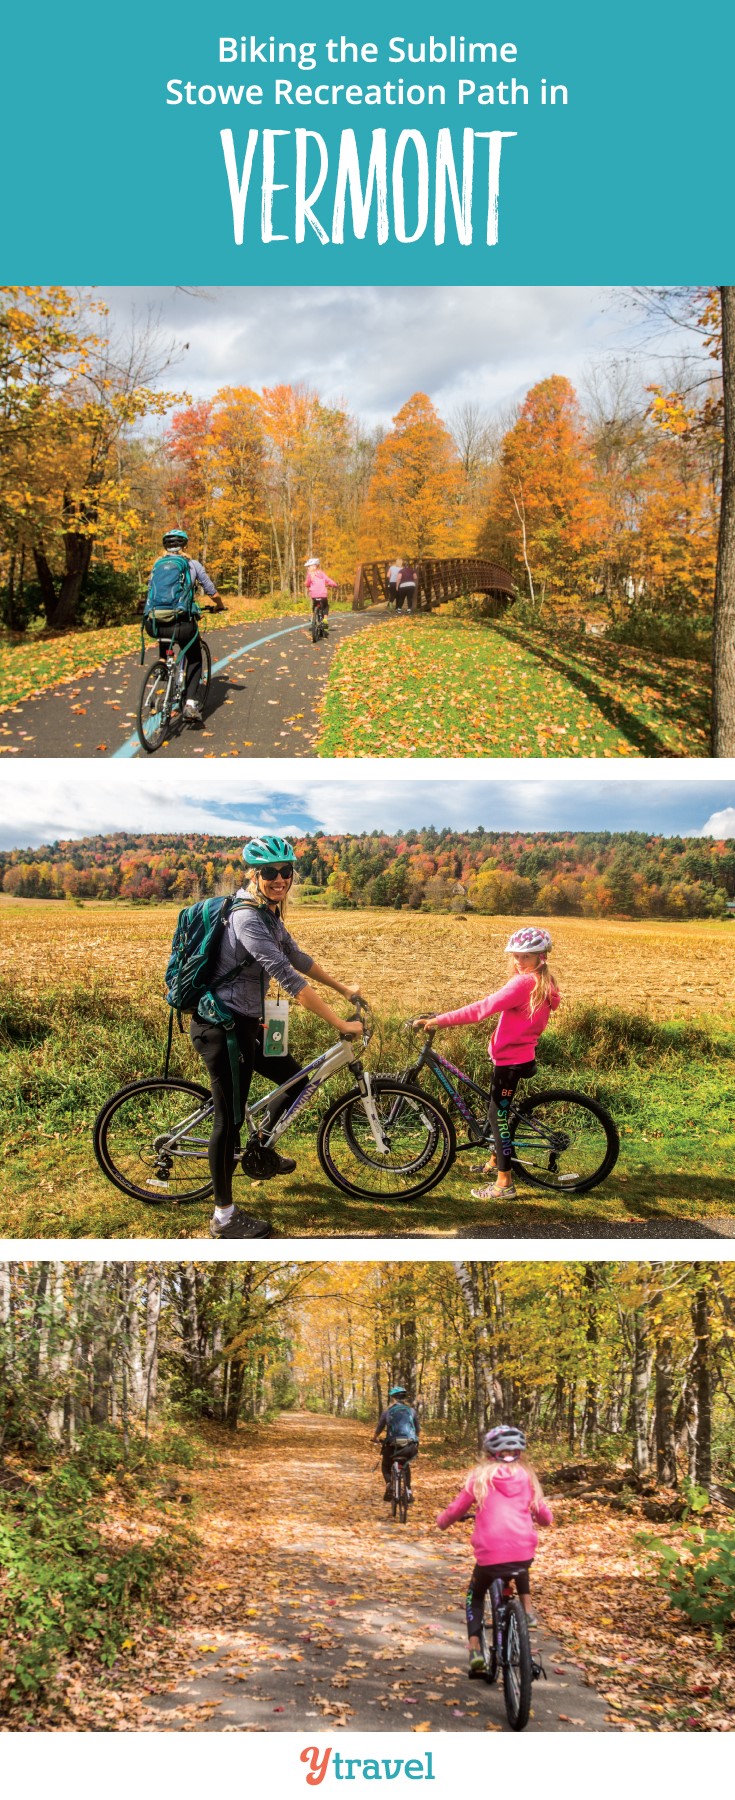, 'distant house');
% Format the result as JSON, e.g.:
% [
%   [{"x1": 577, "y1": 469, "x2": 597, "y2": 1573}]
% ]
[{"x1": 725, "y1": 899, "x2": 735, "y2": 918}]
